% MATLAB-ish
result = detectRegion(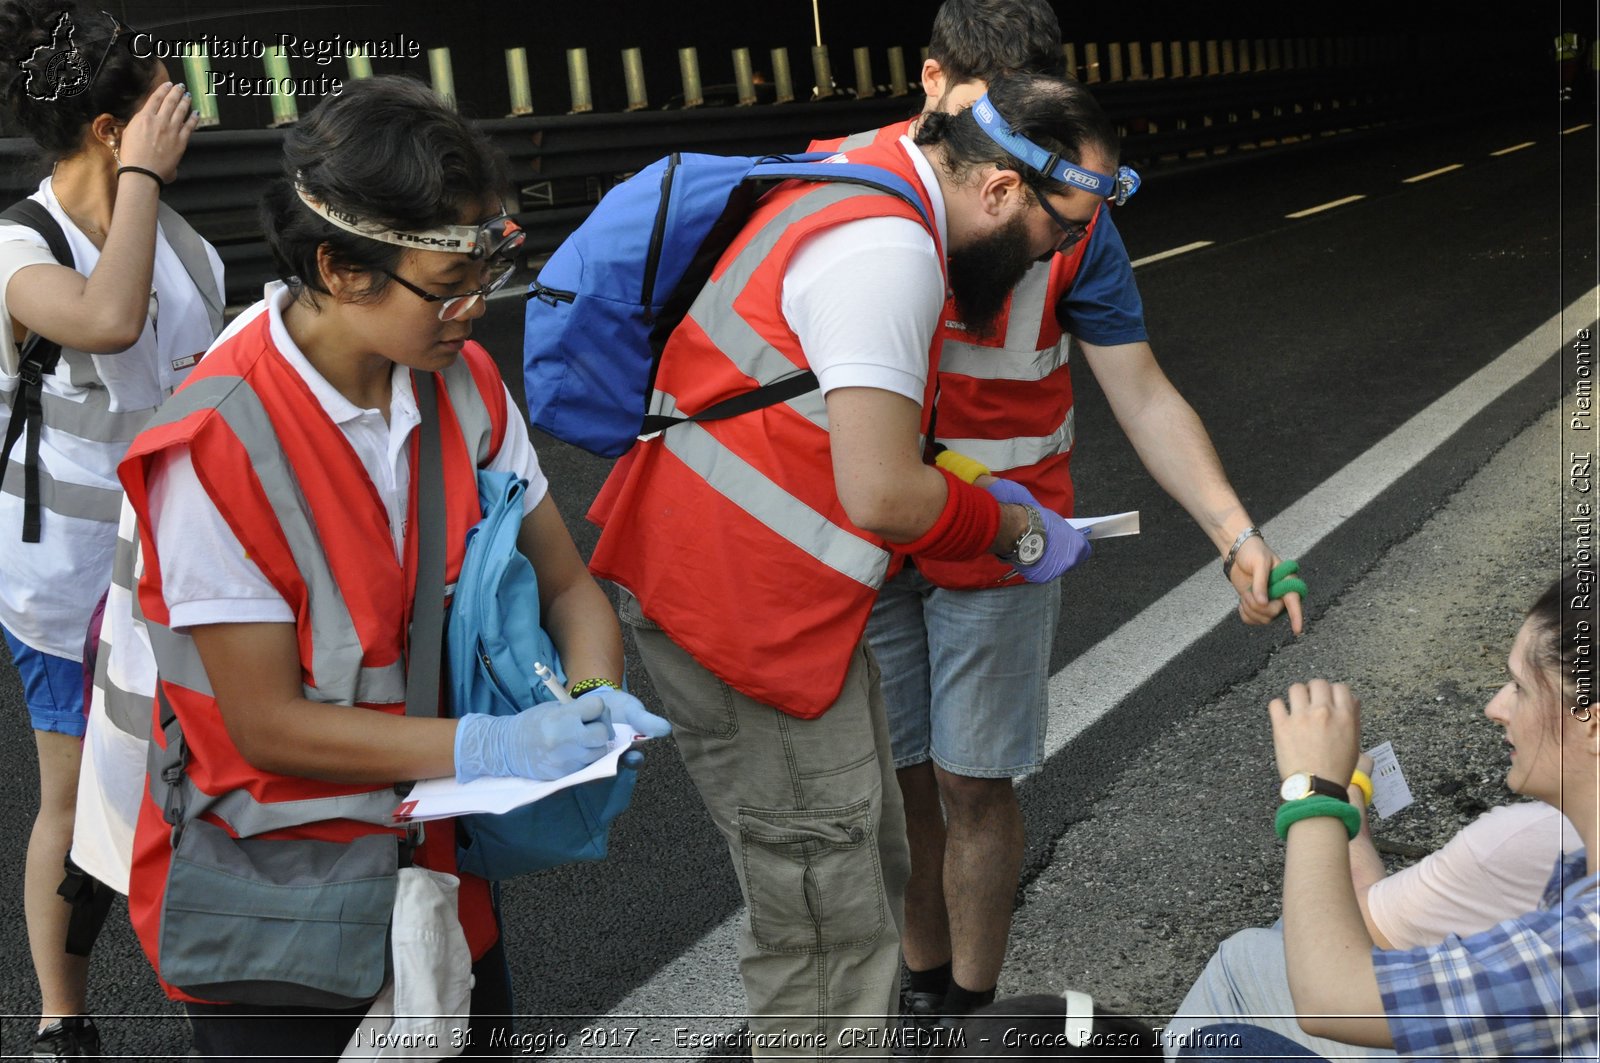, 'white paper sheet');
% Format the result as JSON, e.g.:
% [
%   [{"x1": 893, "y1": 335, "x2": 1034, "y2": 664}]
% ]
[
  {"x1": 1066, "y1": 510, "x2": 1140, "y2": 540},
  {"x1": 393, "y1": 722, "x2": 643, "y2": 823},
  {"x1": 1365, "y1": 740, "x2": 1414, "y2": 819}
]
